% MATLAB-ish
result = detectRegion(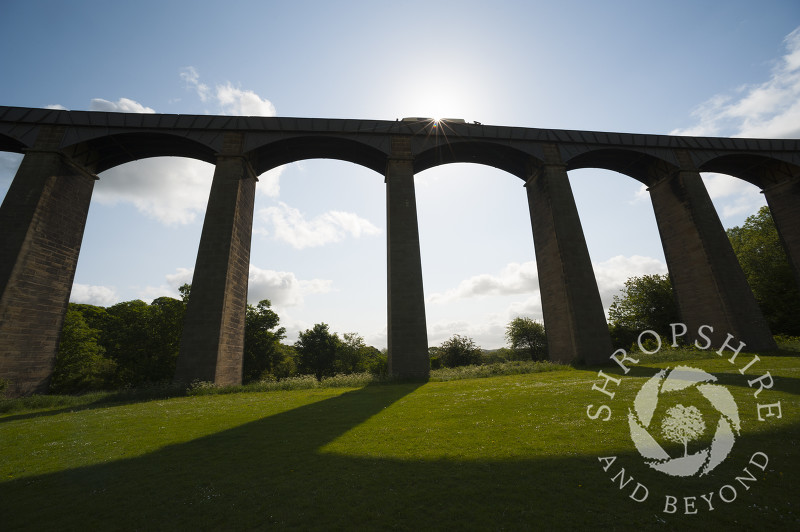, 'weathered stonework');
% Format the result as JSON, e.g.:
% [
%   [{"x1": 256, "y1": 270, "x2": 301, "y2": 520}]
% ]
[
  {"x1": 386, "y1": 137, "x2": 429, "y2": 379},
  {"x1": 648, "y1": 152, "x2": 776, "y2": 350},
  {"x1": 1, "y1": 107, "x2": 797, "y2": 395},
  {"x1": 0, "y1": 127, "x2": 96, "y2": 395},
  {"x1": 525, "y1": 145, "x2": 613, "y2": 365},
  {"x1": 174, "y1": 133, "x2": 257, "y2": 385}
]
